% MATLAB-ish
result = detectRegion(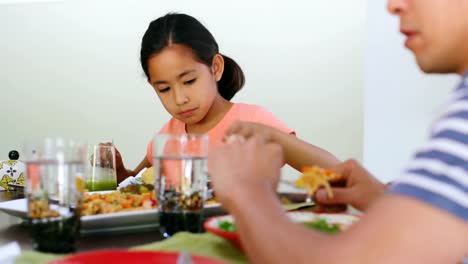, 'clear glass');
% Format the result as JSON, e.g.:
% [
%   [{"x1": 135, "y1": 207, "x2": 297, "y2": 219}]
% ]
[
  {"x1": 85, "y1": 145, "x2": 117, "y2": 191},
  {"x1": 23, "y1": 138, "x2": 86, "y2": 253},
  {"x1": 153, "y1": 134, "x2": 208, "y2": 238}
]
